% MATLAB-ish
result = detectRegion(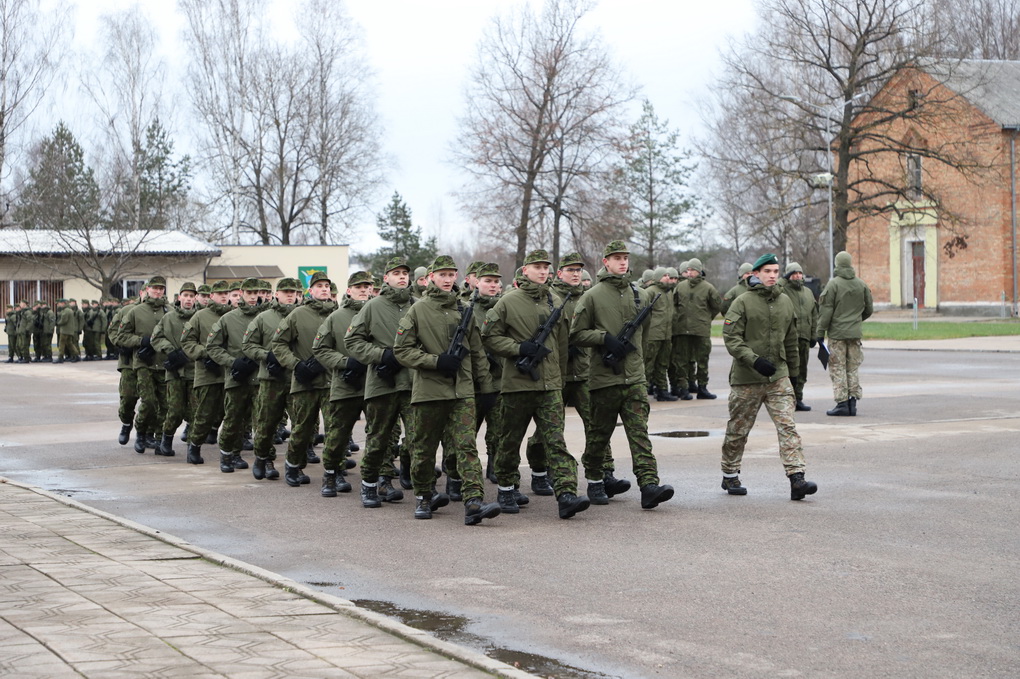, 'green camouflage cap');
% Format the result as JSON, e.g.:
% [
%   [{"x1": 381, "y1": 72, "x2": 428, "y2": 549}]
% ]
[
  {"x1": 179, "y1": 282, "x2": 197, "y2": 293},
  {"x1": 523, "y1": 249, "x2": 552, "y2": 265},
  {"x1": 276, "y1": 277, "x2": 302, "y2": 291},
  {"x1": 308, "y1": 271, "x2": 331, "y2": 286},
  {"x1": 413, "y1": 266, "x2": 427, "y2": 280},
  {"x1": 347, "y1": 270, "x2": 373, "y2": 287},
  {"x1": 559, "y1": 252, "x2": 584, "y2": 269},
  {"x1": 329, "y1": 282, "x2": 338, "y2": 294},
  {"x1": 372, "y1": 275, "x2": 382, "y2": 288},
  {"x1": 240, "y1": 277, "x2": 261, "y2": 291},
  {"x1": 466, "y1": 260, "x2": 485, "y2": 276},
  {"x1": 197, "y1": 284, "x2": 212, "y2": 294},
  {"x1": 258, "y1": 279, "x2": 271, "y2": 291},
  {"x1": 210, "y1": 280, "x2": 231, "y2": 293},
  {"x1": 785, "y1": 261, "x2": 804, "y2": 275},
  {"x1": 428, "y1": 254, "x2": 458, "y2": 273},
  {"x1": 751, "y1": 253, "x2": 779, "y2": 270},
  {"x1": 146, "y1": 275, "x2": 167, "y2": 287},
  {"x1": 602, "y1": 240, "x2": 629, "y2": 257},
  {"x1": 477, "y1": 262, "x2": 502, "y2": 278},
  {"x1": 227, "y1": 279, "x2": 242, "y2": 291},
  {"x1": 383, "y1": 256, "x2": 410, "y2": 274},
  {"x1": 737, "y1": 262, "x2": 753, "y2": 277}
]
